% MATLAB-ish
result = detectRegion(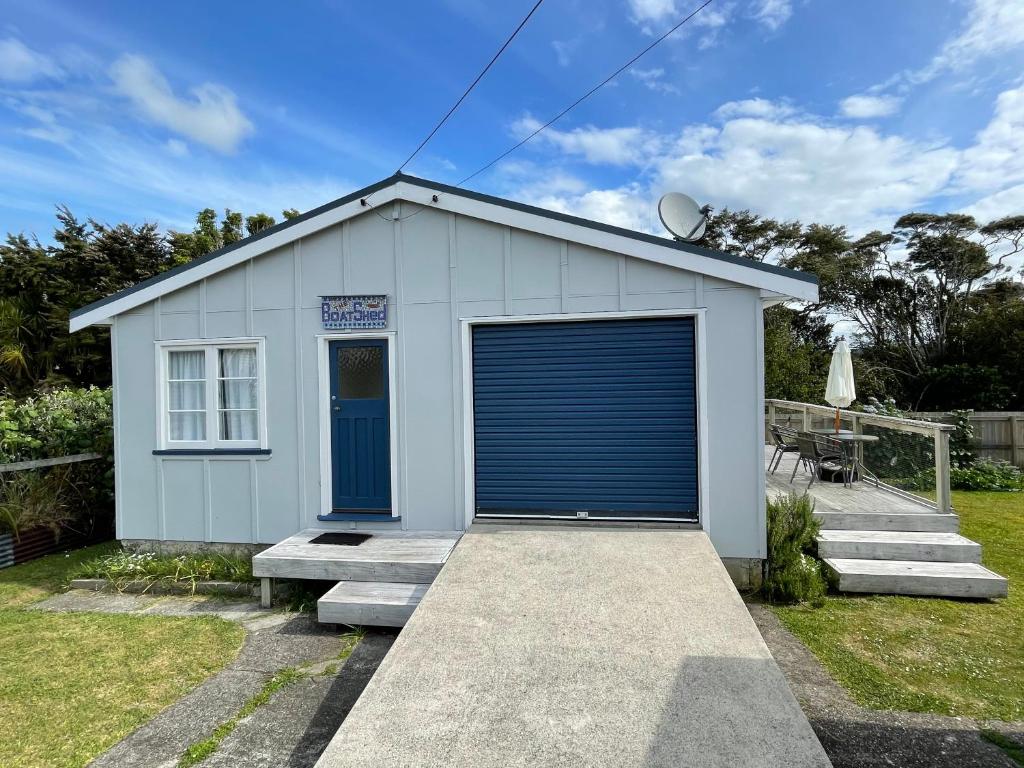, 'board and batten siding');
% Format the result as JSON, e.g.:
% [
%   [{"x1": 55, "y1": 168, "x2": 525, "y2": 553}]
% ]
[{"x1": 112, "y1": 202, "x2": 767, "y2": 559}]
